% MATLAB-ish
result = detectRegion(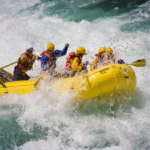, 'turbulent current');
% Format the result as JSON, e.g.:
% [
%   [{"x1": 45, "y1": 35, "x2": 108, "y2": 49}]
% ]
[{"x1": 0, "y1": 0, "x2": 150, "y2": 149}]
